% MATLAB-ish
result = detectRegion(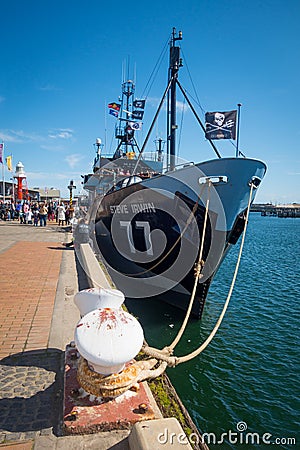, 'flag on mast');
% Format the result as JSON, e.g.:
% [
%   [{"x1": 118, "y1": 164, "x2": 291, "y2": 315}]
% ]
[
  {"x1": 133, "y1": 99, "x2": 145, "y2": 109},
  {"x1": 132, "y1": 110, "x2": 144, "y2": 120},
  {"x1": 108, "y1": 102, "x2": 121, "y2": 118},
  {"x1": 108, "y1": 102, "x2": 121, "y2": 111},
  {"x1": 0, "y1": 143, "x2": 3, "y2": 164},
  {"x1": 6, "y1": 155, "x2": 12, "y2": 171},
  {"x1": 128, "y1": 121, "x2": 142, "y2": 130},
  {"x1": 205, "y1": 110, "x2": 237, "y2": 140},
  {"x1": 109, "y1": 109, "x2": 119, "y2": 118}
]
